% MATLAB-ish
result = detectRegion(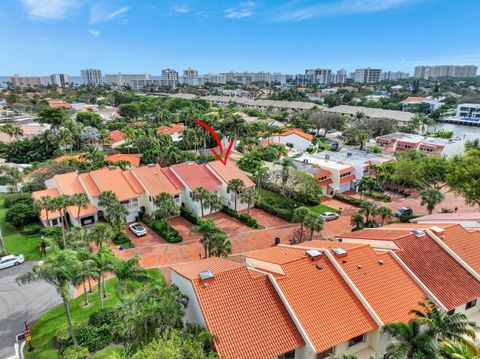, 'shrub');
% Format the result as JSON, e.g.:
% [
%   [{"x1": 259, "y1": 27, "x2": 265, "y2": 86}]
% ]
[
  {"x1": 4, "y1": 193, "x2": 32, "y2": 208},
  {"x1": 333, "y1": 193, "x2": 375, "y2": 208},
  {"x1": 399, "y1": 214, "x2": 415, "y2": 223},
  {"x1": 365, "y1": 191, "x2": 391, "y2": 202},
  {"x1": 56, "y1": 321, "x2": 80, "y2": 349},
  {"x1": 112, "y1": 232, "x2": 134, "y2": 248},
  {"x1": 21, "y1": 223, "x2": 43, "y2": 235},
  {"x1": 256, "y1": 201, "x2": 293, "y2": 221},
  {"x1": 370, "y1": 145, "x2": 381, "y2": 153},
  {"x1": 145, "y1": 219, "x2": 182, "y2": 243},
  {"x1": 220, "y1": 206, "x2": 260, "y2": 229},
  {"x1": 62, "y1": 345, "x2": 89, "y2": 359},
  {"x1": 88, "y1": 308, "x2": 118, "y2": 328},
  {"x1": 5, "y1": 203, "x2": 38, "y2": 228},
  {"x1": 180, "y1": 207, "x2": 200, "y2": 225},
  {"x1": 76, "y1": 322, "x2": 112, "y2": 352}
]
